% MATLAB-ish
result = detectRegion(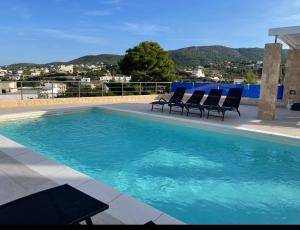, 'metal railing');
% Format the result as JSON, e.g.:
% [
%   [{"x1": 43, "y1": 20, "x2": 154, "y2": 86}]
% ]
[{"x1": 0, "y1": 81, "x2": 172, "y2": 100}]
